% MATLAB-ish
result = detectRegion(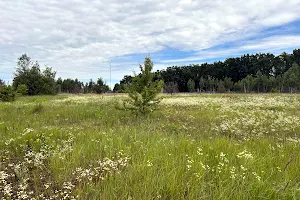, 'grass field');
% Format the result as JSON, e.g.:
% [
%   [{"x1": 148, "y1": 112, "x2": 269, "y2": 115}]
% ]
[{"x1": 1, "y1": 93, "x2": 300, "y2": 199}]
